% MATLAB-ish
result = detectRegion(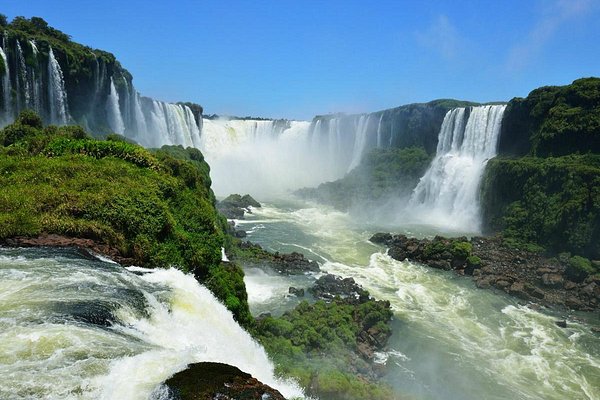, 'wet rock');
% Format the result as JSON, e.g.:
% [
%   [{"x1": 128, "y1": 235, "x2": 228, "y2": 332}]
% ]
[
  {"x1": 234, "y1": 229, "x2": 247, "y2": 238},
  {"x1": 288, "y1": 287, "x2": 305, "y2": 297},
  {"x1": 234, "y1": 241, "x2": 320, "y2": 275},
  {"x1": 371, "y1": 232, "x2": 599, "y2": 312},
  {"x1": 162, "y1": 362, "x2": 285, "y2": 400},
  {"x1": 541, "y1": 273, "x2": 564, "y2": 288},
  {"x1": 564, "y1": 281, "x2": 578, "y2": 290},
  {"x1": 217, "y1": 193, "x2": 262, "y2": 219},
  {"x1": 555, "y1": 320, "x2": 567, "y2": 328},
  {"x1": 310, "y1": 274, "x2": 369, "y2": 303}
]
